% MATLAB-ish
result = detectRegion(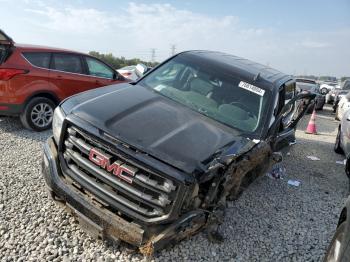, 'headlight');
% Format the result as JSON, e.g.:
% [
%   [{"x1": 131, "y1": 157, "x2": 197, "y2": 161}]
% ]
[{"x1": 52, "y1": 107, "x2": 65, "y2": 144}]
